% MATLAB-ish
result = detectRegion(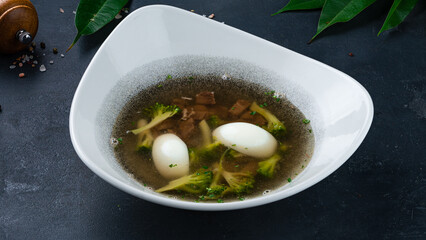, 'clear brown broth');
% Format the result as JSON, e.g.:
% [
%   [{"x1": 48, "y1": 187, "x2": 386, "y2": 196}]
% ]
[{"x1": 112, "y1": 76, "x2": 314, "y2": 202}]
